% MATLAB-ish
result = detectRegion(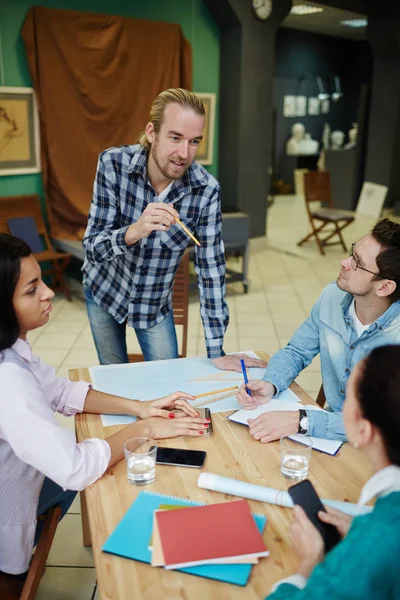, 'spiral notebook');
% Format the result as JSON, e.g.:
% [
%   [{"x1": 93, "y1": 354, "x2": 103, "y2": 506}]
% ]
[{"x1": 102, "y1": 491, "x2": 267, "y2": 586}]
